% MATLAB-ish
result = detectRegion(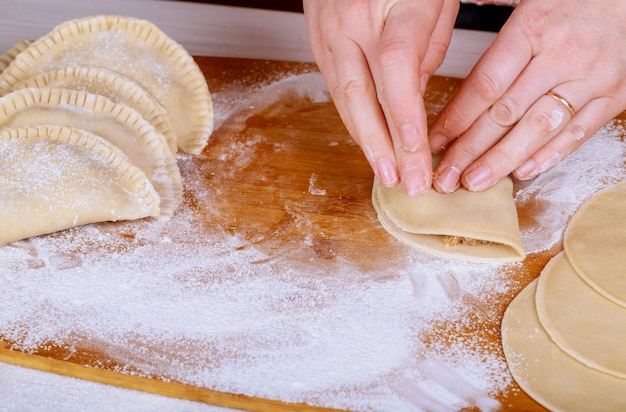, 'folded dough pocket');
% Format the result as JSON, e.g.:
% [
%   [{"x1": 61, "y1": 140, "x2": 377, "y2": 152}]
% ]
[
  {"x1": 372, "y1": 175, "x2": 525, "y2": 263},
  {"x1": 0, "y1": 126, "x2": 160, "y2": 246}
]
